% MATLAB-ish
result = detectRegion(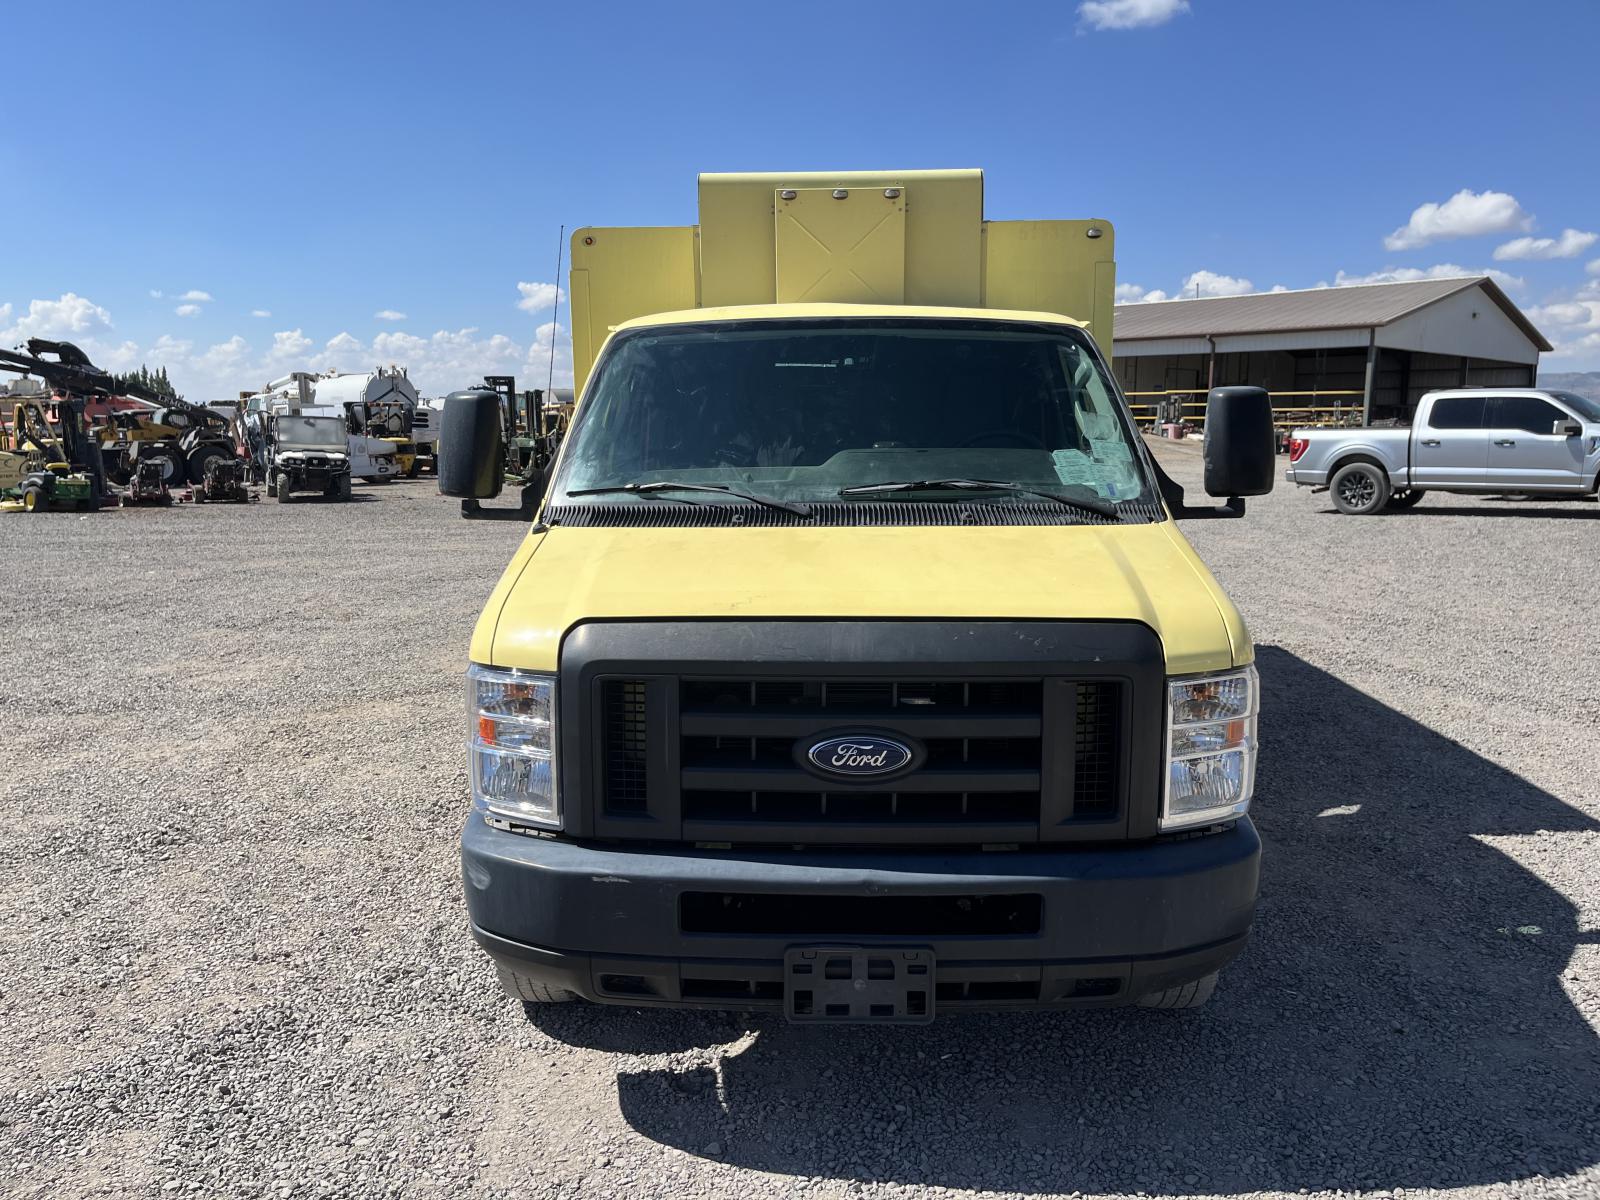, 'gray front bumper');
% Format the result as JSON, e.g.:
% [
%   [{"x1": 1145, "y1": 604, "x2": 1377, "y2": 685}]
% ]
[{"x1": 462, "y1": 816, "x2": 1259, "y2": 1010}]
